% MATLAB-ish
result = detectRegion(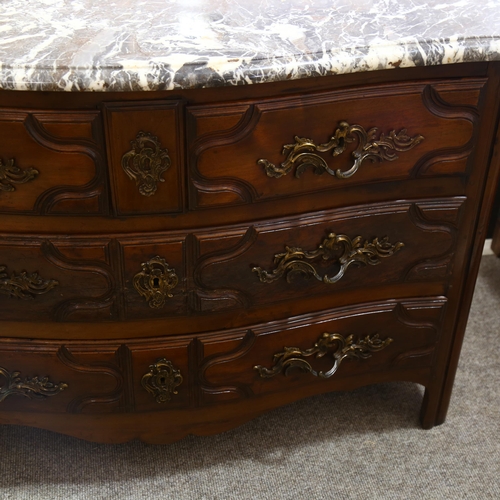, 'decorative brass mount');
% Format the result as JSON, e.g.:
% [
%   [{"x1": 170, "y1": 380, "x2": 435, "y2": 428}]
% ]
[
  {"x1": 0, "y1": 365, "x2": 68, "y2": 402},
  {"x1": 257, "y1": 121, "x2": 424, "y2": 179},
  {"x1": 133, "y1": 256, "x2": 179, "y2": 309},
  {"x1": 121, "y1": 131, "x2": 171, "y2": 196},
  {"x1": 0, "y1": 157, "x2": 38, "y2": 193},
  {"x1": 252, "y1": 233, "x2": 404, "y2": 284},
  {"x1": 0, "y1": 265, "x2": 59, "y2": 299},
  {"x1": 141, "y1": 358, "x2": 183, "y2": 403},
  {"x1": 255, "y1": 332, "x2": 393, "y2": 379}
]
